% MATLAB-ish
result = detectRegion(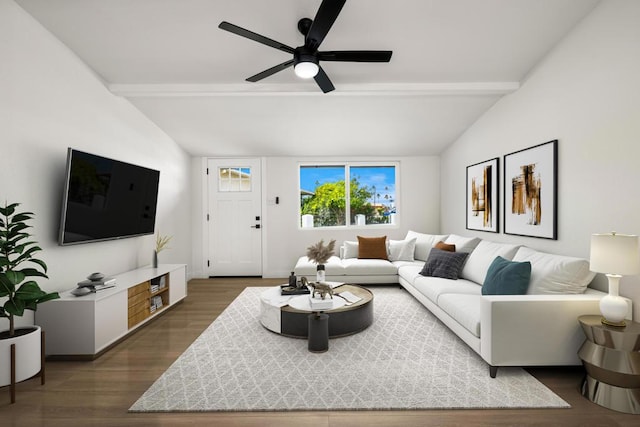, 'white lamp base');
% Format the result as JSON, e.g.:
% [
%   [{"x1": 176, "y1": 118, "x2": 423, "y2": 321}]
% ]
[{"x1": 600, "y1": 275, "x2": 627, "y2": 327}]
